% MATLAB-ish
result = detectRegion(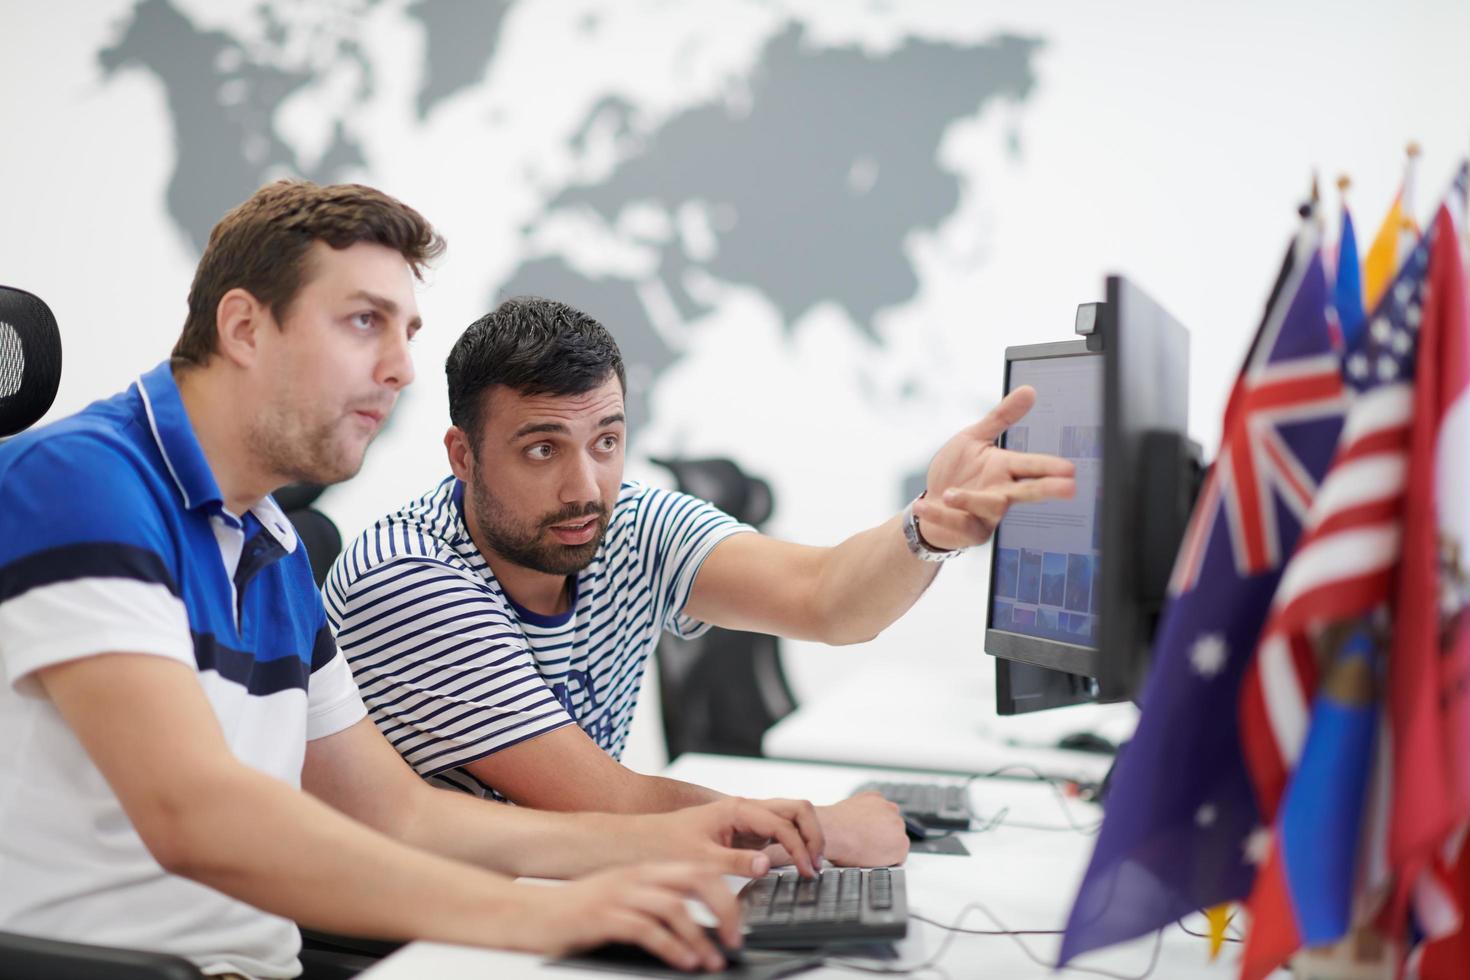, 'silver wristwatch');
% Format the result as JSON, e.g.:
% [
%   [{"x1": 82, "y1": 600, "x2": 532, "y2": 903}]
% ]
[{"x1": 902, "y1": 492, "x2": 961, "y2": 563}]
